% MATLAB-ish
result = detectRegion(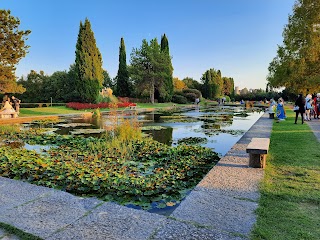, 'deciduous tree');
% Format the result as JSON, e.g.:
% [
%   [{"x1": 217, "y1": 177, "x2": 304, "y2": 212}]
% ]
[
  {"x1": 0, "y1": 10, "x2": 30, "y2": 94},
  {"x1": 130, "y1": 38, "x2": 170, "y2": 103},
  {"x1": 173, "y1": 77, "x2": 187, "y2": 91},
  {"x1": 268, "y1": 0, "x2": 320, "y2": 93}
]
